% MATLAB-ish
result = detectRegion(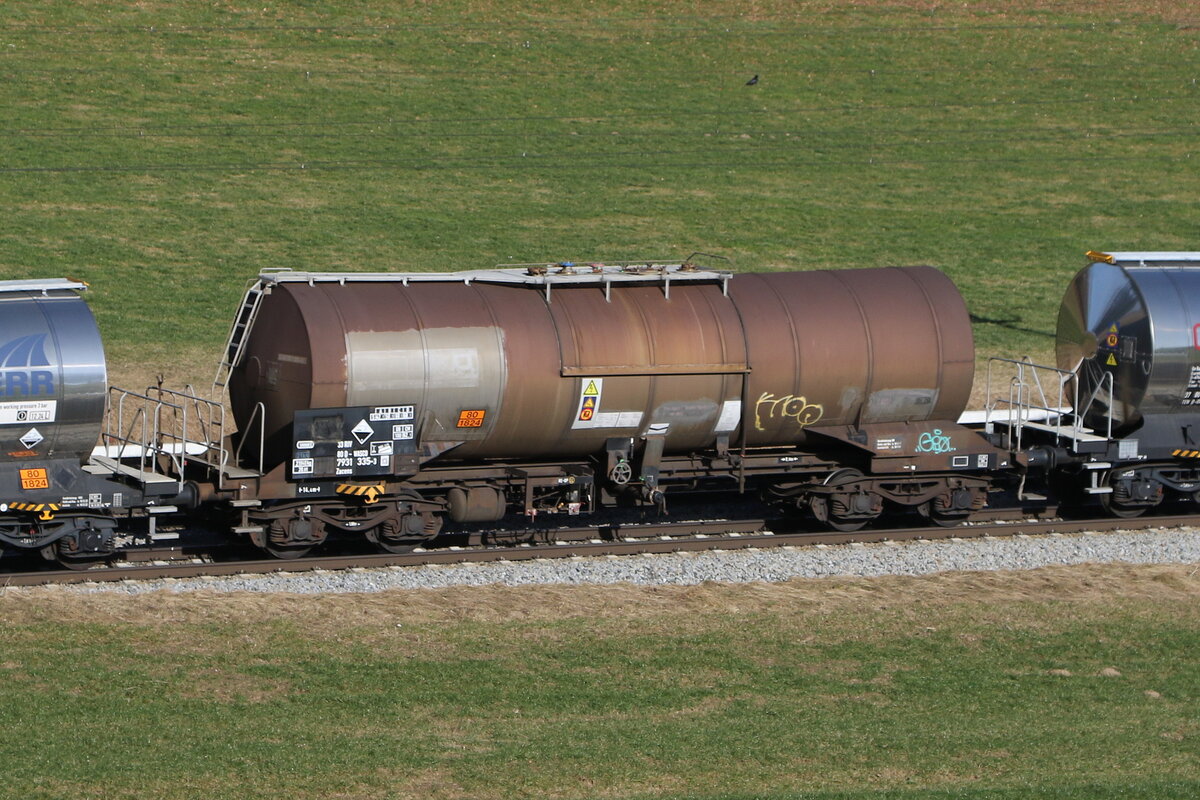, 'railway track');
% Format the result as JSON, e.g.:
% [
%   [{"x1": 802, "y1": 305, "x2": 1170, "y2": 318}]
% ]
[{"x1": 3, "y1": 507, "x2": 1196, "y2": 588}]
